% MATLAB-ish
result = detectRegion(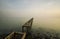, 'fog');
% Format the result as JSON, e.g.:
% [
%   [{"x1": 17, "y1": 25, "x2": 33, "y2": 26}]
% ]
[
  {"x1": 0, "y1": 0, "x2": 60, "y2": 32},
  {"x1": 0, "y1": 9, "x2": 60, "y2": 32}
]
